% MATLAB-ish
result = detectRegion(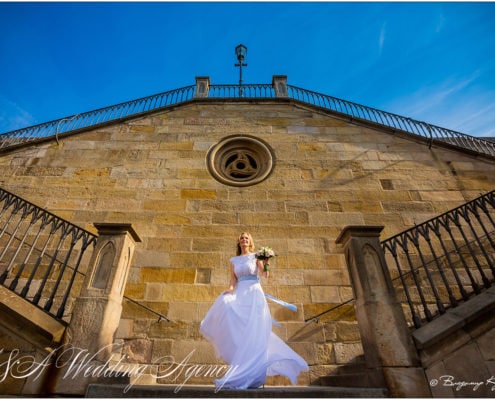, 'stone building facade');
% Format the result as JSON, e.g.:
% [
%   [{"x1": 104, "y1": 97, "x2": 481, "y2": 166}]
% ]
[{"x1": 0, "y1": 77, "x2": 494, "y2": 395}]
